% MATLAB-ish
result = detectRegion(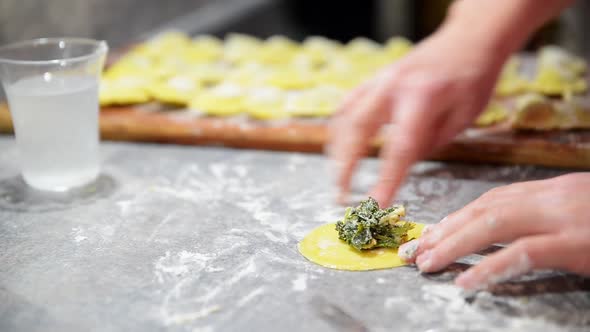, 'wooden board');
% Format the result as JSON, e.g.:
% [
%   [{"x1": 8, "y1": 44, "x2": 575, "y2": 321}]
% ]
[{"x1": 1, "y1": 103, "x2": 590, "y2": 169}]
